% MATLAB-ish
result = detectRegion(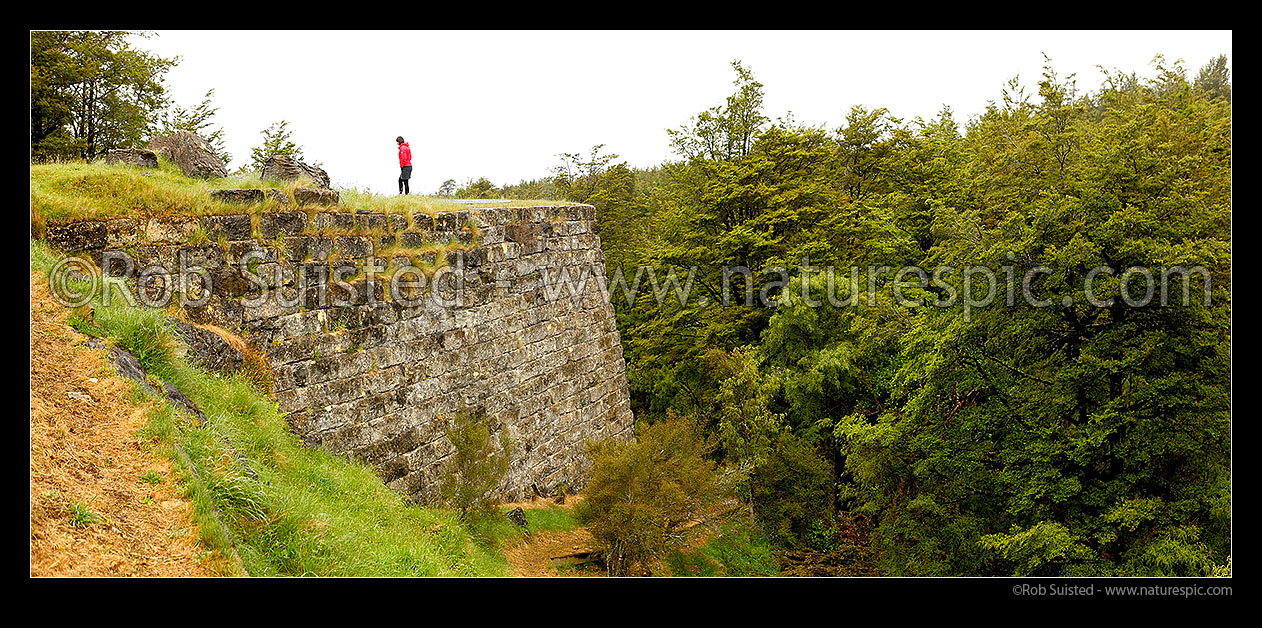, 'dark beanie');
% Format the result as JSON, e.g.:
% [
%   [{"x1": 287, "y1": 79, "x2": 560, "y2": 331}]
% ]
[{"x1": 396, "y1": 136, "x2": 405, "y2": 143}]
